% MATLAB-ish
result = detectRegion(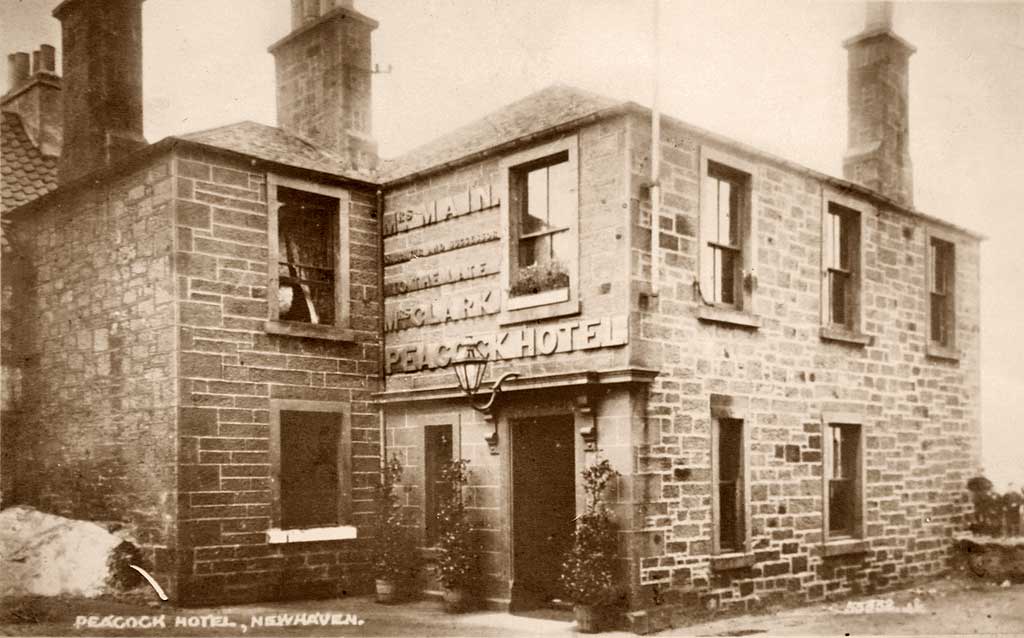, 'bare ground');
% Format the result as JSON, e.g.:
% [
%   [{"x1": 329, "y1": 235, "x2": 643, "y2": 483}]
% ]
[{"x1": 0, "y1": 573, "x2": 1020, "y2": 637}]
